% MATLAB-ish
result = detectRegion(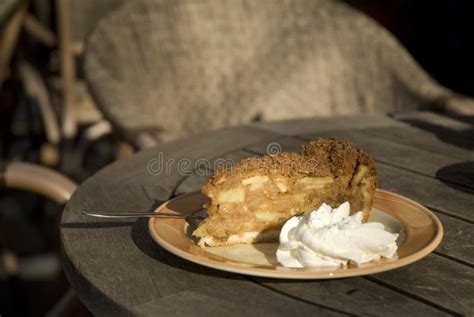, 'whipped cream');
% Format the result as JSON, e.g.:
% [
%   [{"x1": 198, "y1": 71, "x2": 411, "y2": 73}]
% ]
[{"x1": 276, "y1": 202, "x2": 398, "y2": 268}]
